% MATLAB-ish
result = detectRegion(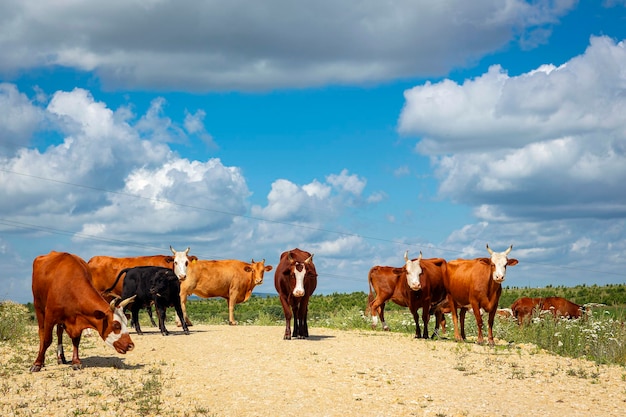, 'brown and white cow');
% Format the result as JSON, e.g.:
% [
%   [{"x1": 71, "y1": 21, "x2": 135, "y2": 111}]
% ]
[
  {"x1": 178, "y1": 258, "x2": 273, "y2": 326},
  {"x1": 510, "y1": 297, "x2": 544, "y2": 324},
  {"x1": 367, "y1": 251, "x2": 447, "y2": 338},
  {"x1": 88, "y1": 246, "x2": 197, "y2": 299},
  {"x1": 444, "y1": 244, "x2": 518, "y2": 346},
  {"x1": 30, "y1": 251, "x2": 135, "y2": 372},
  {"x1": 542, "y1": 296, "x2": 585, "y2": 319},
  {"x1": 274, "y1": 248, "x2": 317, "y2": 340}
]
